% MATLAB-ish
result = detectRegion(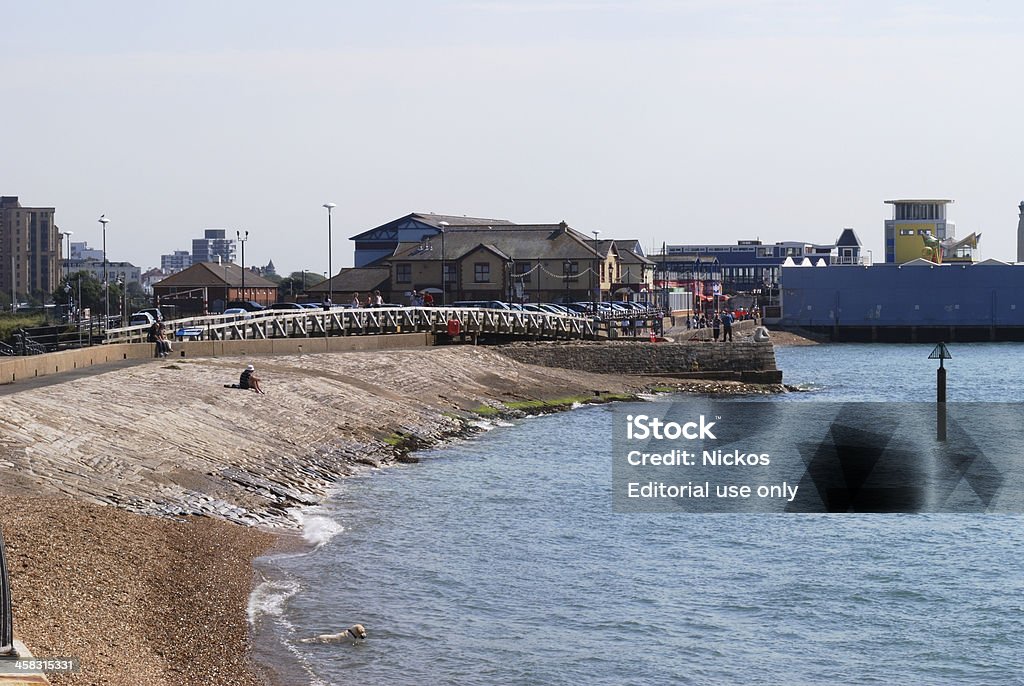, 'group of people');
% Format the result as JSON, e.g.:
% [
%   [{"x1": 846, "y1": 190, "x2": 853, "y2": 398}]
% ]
[
  {"x1": 147, "y1": 320, "x2": 172, "y2": 357},
  {"x1": 350, "y1": 290, "x2": 385, "y2": 308},
  {"x1": 686, "y1": 311, "x2": 737, "y2": 342},
  {"x1": 408, "y1": 290, "x2": 434, "y2": 307},
  {"x1": 686, "y1": 308, "x2": 760, "y2": 331}
]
